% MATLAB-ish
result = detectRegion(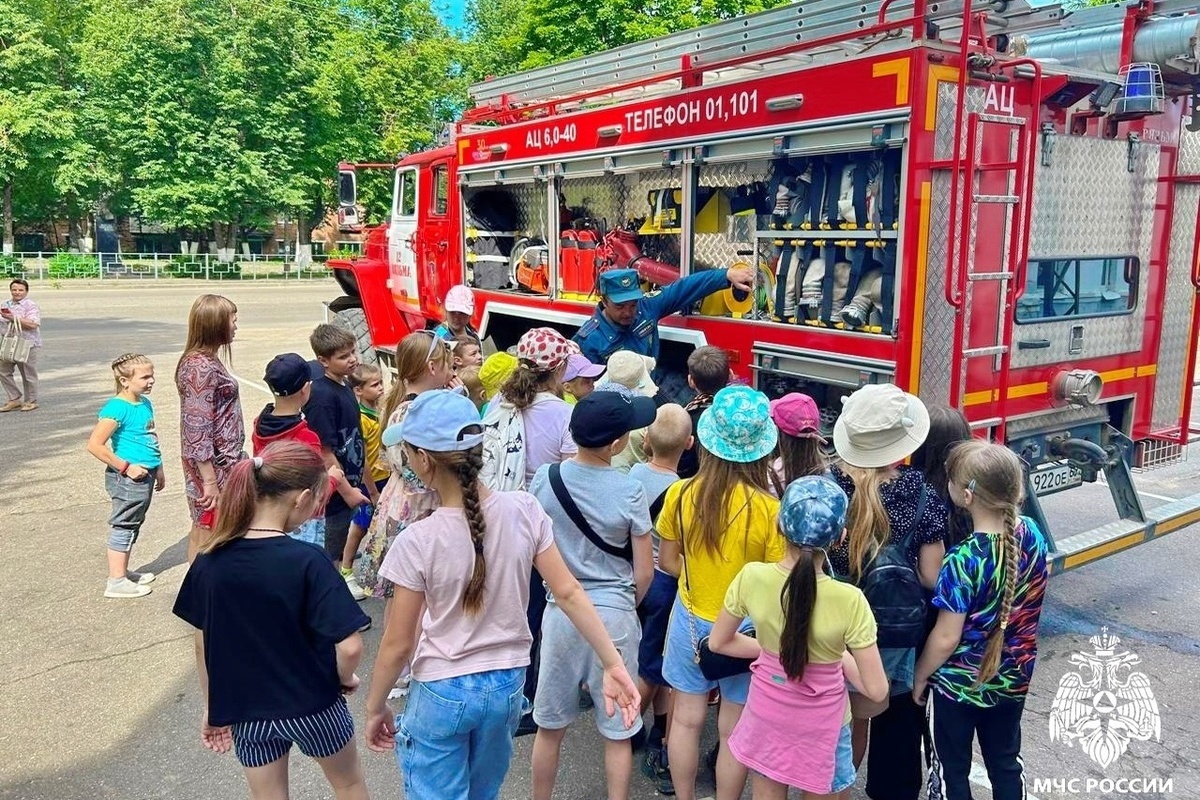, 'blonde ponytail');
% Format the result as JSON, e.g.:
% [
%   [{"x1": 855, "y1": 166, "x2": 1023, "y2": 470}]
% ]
[
  {"x1": 977, "y1": 503, "x2": 1019, "y2": 685},
  {"x1": 842, "y1": 464, "x2": 891, "y2": 581},
  {"x1": 945, "y1": 439, "x2": 1025, "y2": 688}
]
